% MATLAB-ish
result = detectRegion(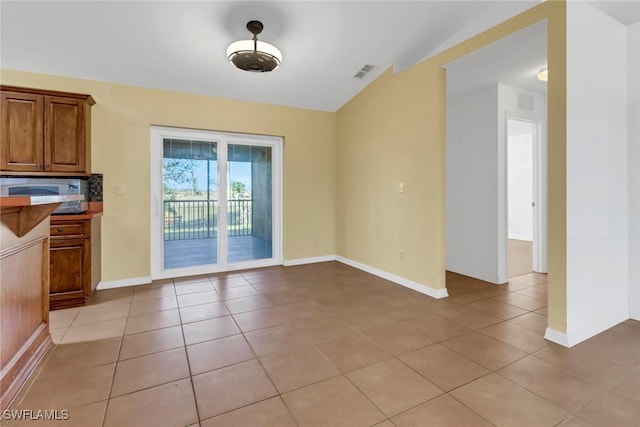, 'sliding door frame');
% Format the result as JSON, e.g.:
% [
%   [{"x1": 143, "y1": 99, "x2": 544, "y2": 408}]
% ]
[{"x1": 150, "y1": 126, "x2": 283, "y2": 280}]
